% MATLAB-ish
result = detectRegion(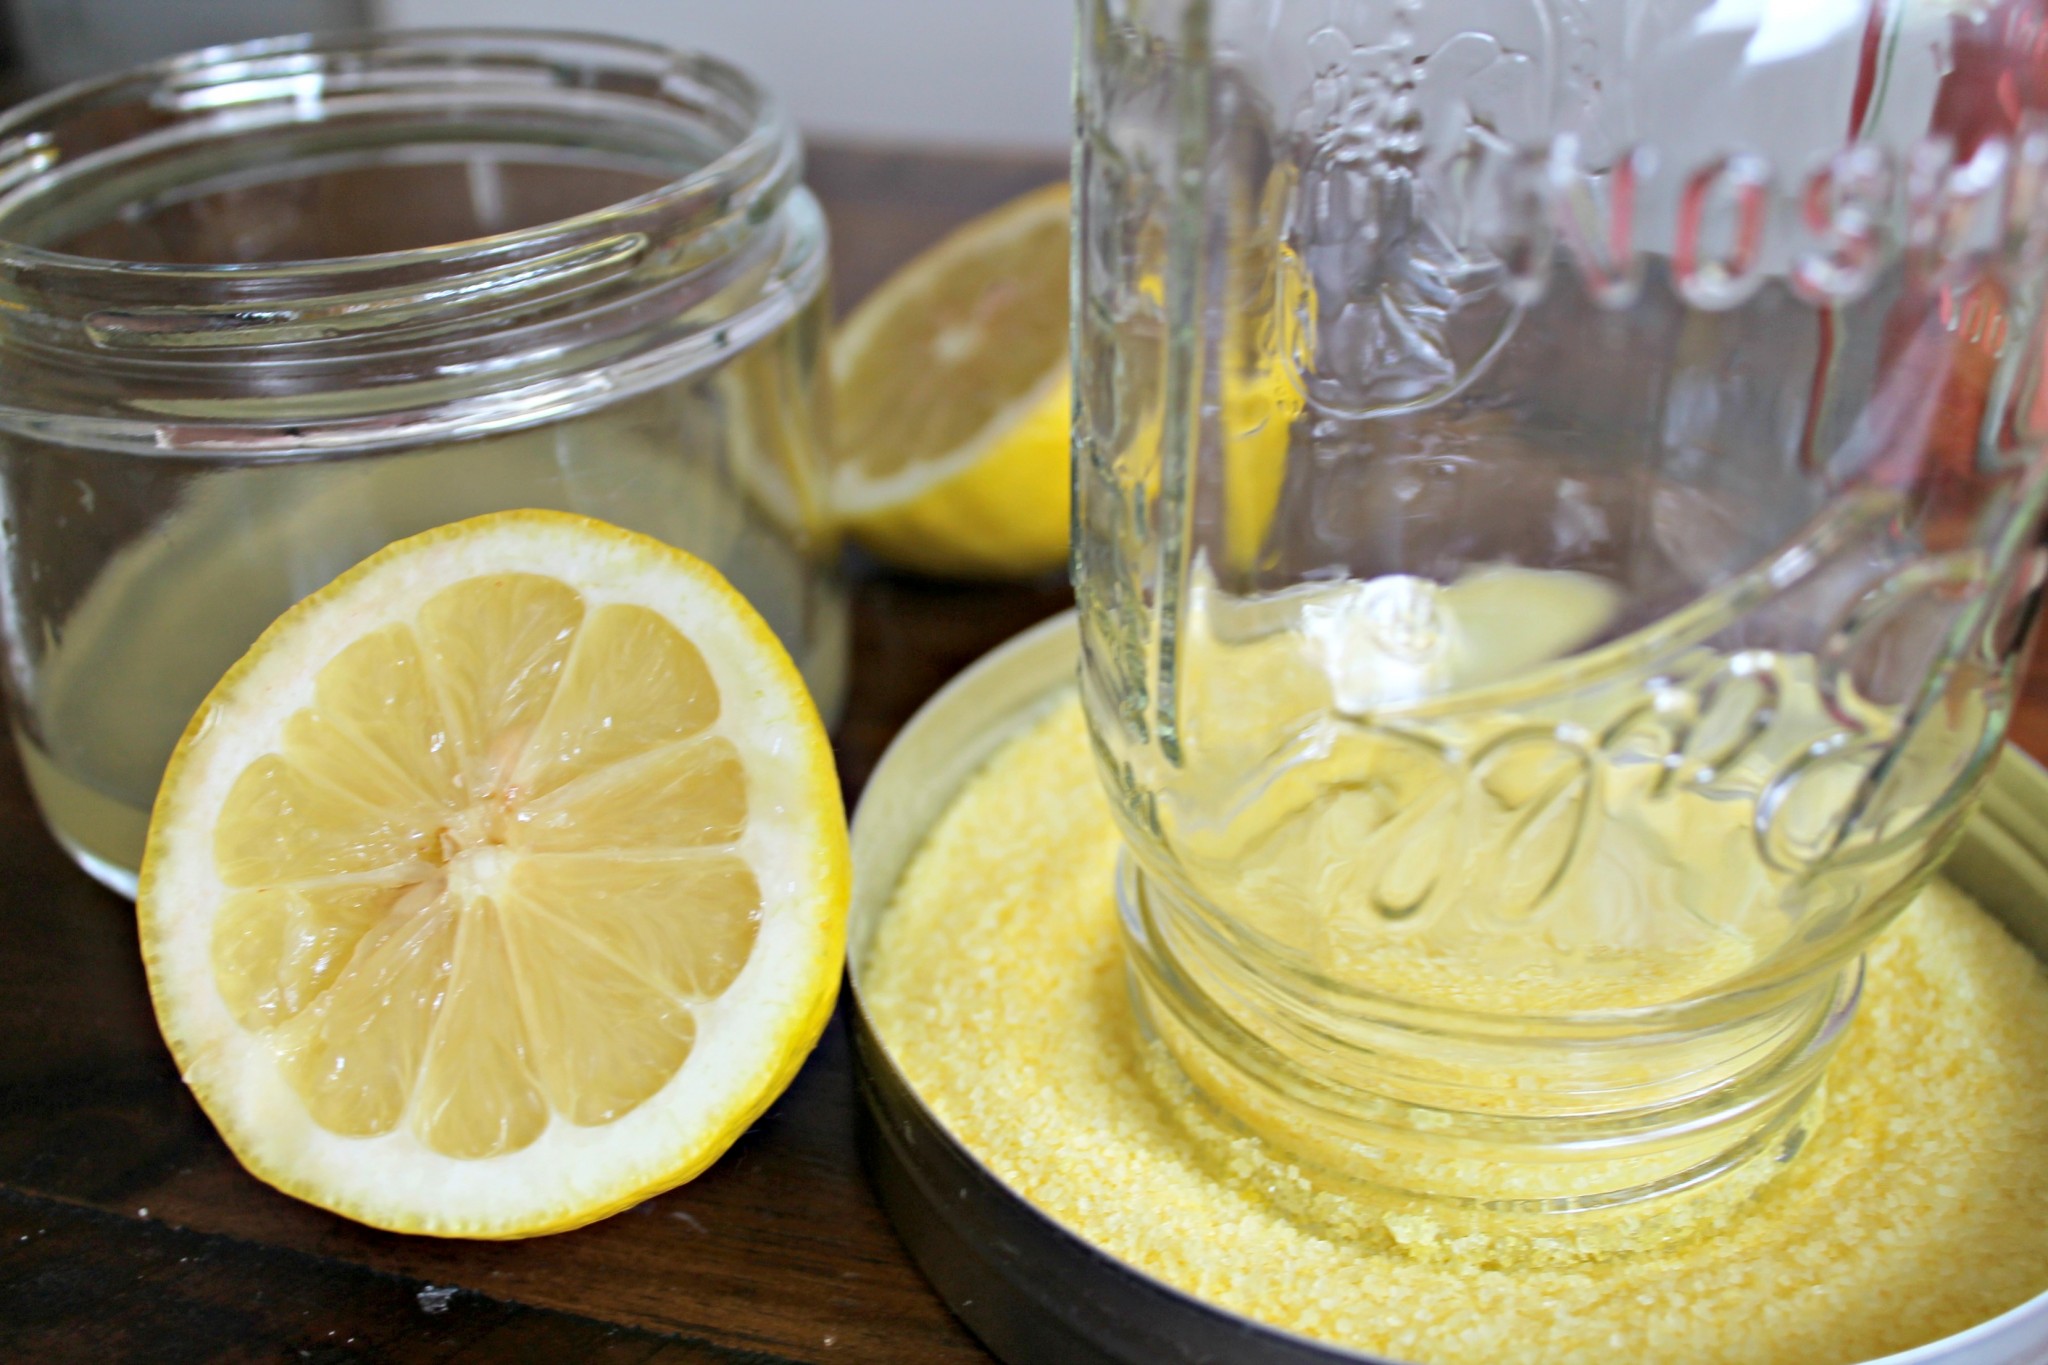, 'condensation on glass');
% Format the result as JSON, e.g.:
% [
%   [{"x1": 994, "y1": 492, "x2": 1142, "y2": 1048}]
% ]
[
  {"x1": 1076, "y1": 0, "x2": 2048, "y2": 1229},
  {"x1": 0, "y1": 32, "x2": 845, "y2": 897}
]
